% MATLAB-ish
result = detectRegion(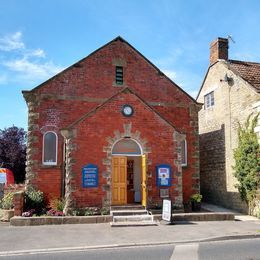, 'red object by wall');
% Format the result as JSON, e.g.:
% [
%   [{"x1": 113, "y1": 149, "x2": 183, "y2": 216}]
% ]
[{"x1": 0, "y1": 168, "x2": 15, "y2": 186}]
